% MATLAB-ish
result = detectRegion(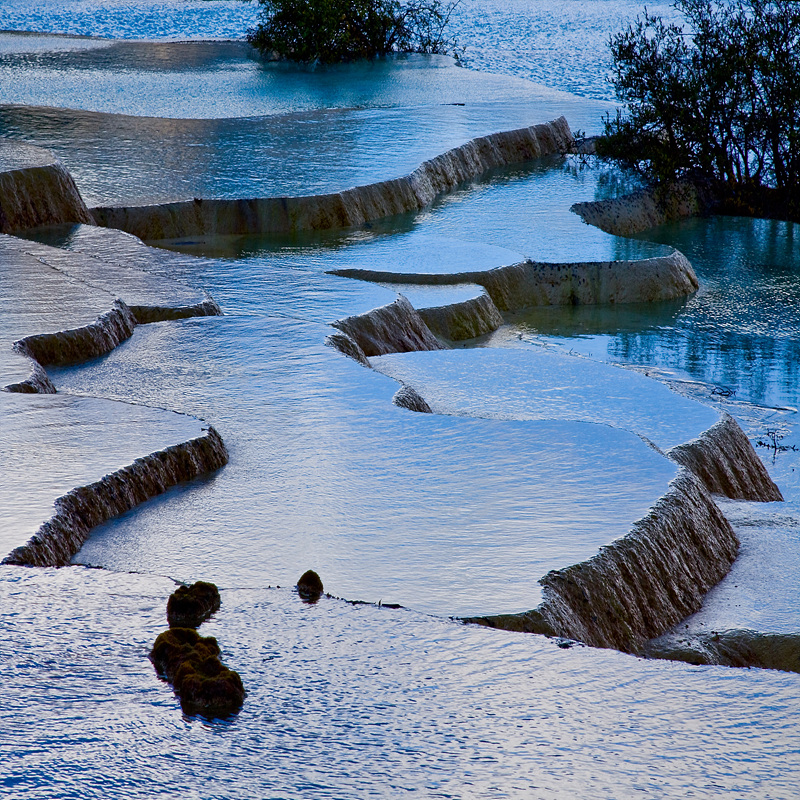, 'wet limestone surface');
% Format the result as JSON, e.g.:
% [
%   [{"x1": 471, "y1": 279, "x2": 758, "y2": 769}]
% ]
[
  {"x1": 0, "y1": 233, "x2": 115, "y2": 385},
  {"x1": 371, "y1": 347, "x2": 721, "y2": 451},
  {"x1": 0, "y1": 232, "x2": 216, "y2": 386},
  {"x1": 49, "y1": 308, "x2": 681, "y2": 617}
]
